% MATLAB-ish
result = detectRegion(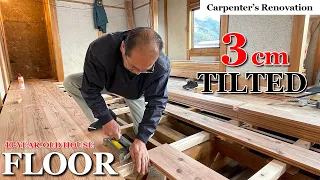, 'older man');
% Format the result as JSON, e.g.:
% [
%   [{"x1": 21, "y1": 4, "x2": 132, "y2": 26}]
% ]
[{"x1": 64, "y1": 27, "x2": 170, "y2": 175}]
